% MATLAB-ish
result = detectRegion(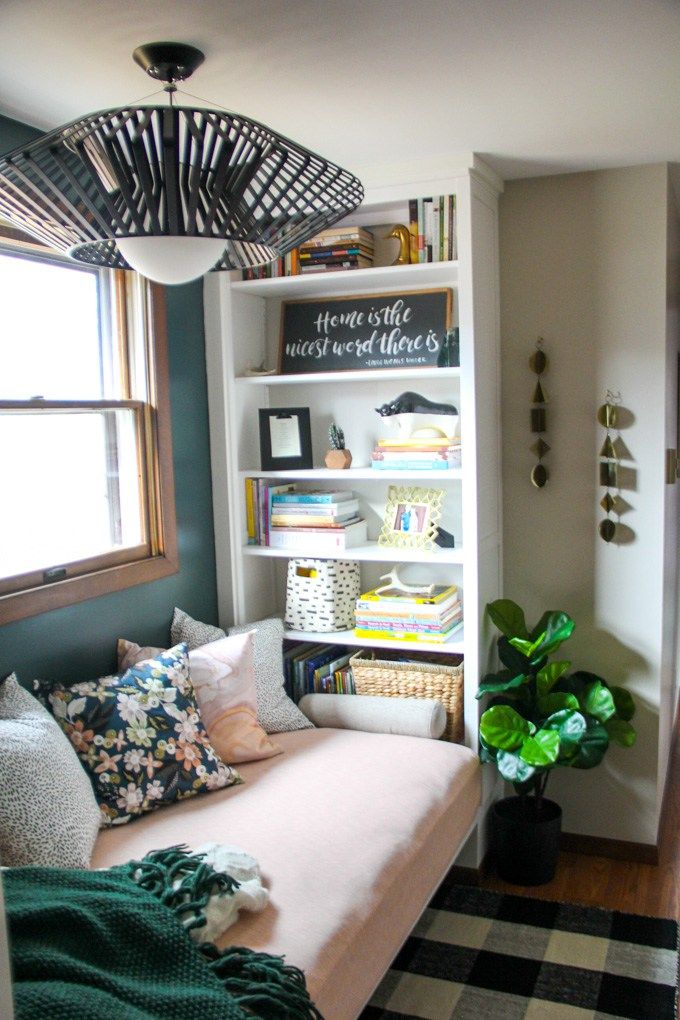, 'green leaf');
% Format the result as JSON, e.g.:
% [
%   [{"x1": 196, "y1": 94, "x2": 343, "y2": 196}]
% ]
[
  {"x1": 519, "y1": 729, "x2": 560, "y2": 767},
  {"x1": 529, "y1": 611, "x2": 553, "y2": 642},
  {"x1": 568, "y1": 718, "x2": 609, "y2": 769},
  {"x1": 537, "y1": 691, "x2": 580, "y2": 717},
  {"x1": 581, "y1": 680, "x2": 616, "y2": 723},
  {"x1": 604, "y1": 718, "x2": 637, "y2": 747},
  {"x1": 487, "y1": 599, "x2": 530, "y2": 639},
  {"x1": 544, "y1": 709, "x2": 587, "y2": 757},
  {"x1": 530, "y1": 611, "x2": 575, "y2": 659},
  {"x1": 536, "y1": 660, "x2": 571, "y2": 698},
  {"x1": 498, "y1": 636, "x2": 532, "y2": 675},
  {"x1": 480, "y1": 705, "x2": 533, "y2": 751},
  {"x1": 476, "y1": 671, "x2": 528, "y2": 698},
  {"x1": 496, "y1": 749, "x2": 537, "y2": 785},
  {"x1": 610, "y1": 686, "x2": 636, "y2": 722},
  {"x1": 508, "y1": 636, "x2": 535, "y2": 656}
]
